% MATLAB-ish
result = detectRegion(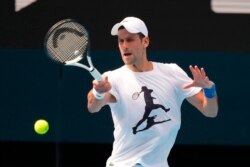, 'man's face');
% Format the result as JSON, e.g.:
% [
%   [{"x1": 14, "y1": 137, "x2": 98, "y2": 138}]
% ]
[{"x1": 117, "y1": 29, "x2": 149, "y2": 65}]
